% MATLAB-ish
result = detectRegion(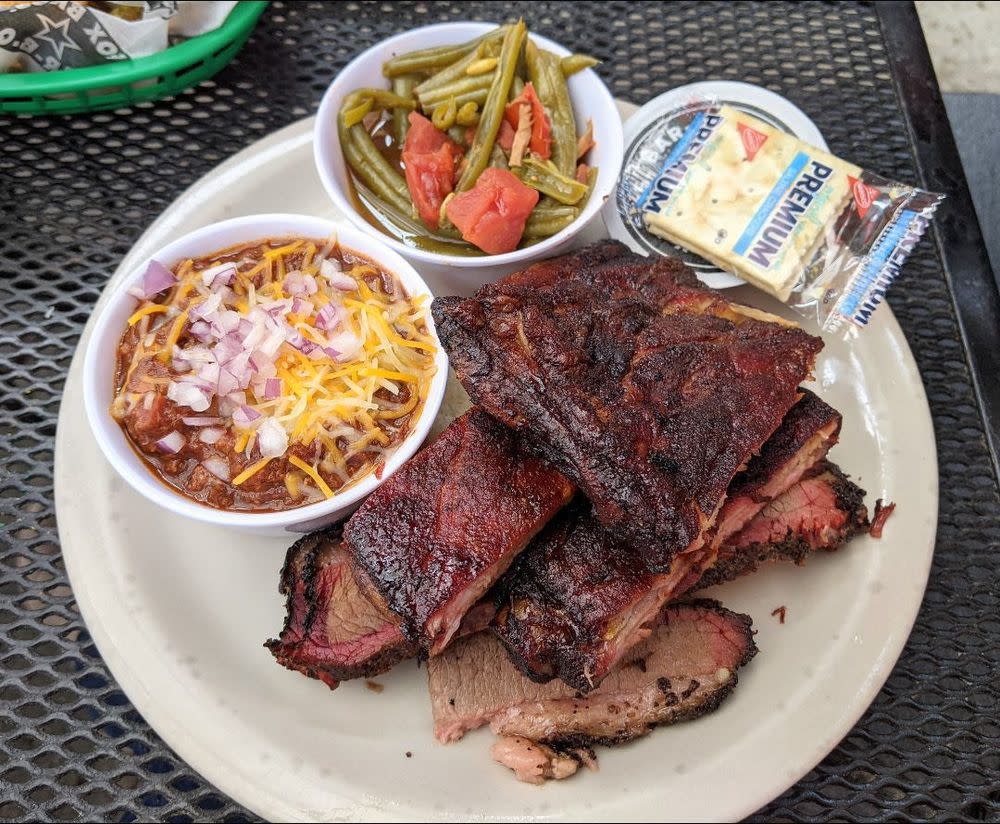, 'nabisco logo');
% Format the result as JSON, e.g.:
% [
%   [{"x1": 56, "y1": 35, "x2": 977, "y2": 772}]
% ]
[
  {"x1": 737, "y1": 122, "x2": 768, "y2": 161},
  {"x1": 848, "y1": 176, "x2": 881, "y2": 218}
]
